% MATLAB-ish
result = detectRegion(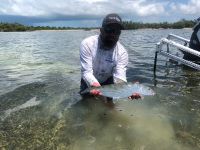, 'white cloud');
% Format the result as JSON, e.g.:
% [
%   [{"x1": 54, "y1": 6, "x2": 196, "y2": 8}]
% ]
[
  {"x1": 169, "y1": 2, "x2": 177, "y2": 11},
  {"x1": 0, "y1": 0, "x2": 197, "y2": 23},
  {"x1": 125, "y1": 0, "x2": 165, "y2": 16},
  {"x1": 172, "y1": 0, "x2": 200, "y2": 14},
  {"x1": 0, "y1": 0, "x2": 166, "y2": 18},
  {"x1": 0, "y1": 0, "x2": 47, "y2": 16}
]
